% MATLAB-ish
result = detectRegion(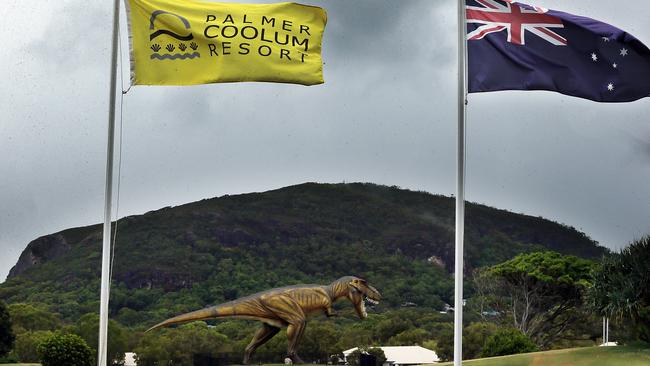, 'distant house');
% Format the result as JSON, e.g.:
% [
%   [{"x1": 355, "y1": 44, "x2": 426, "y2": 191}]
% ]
[
  {"x1": 440, "y1": 299, "x2": 467, "y2": 313},
  {"x1": 343, "y1": 346, "x2": 440, "y2": 365},
  {"x1": 124, "y1": 352, "x2": 137, "y2": 366}
]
